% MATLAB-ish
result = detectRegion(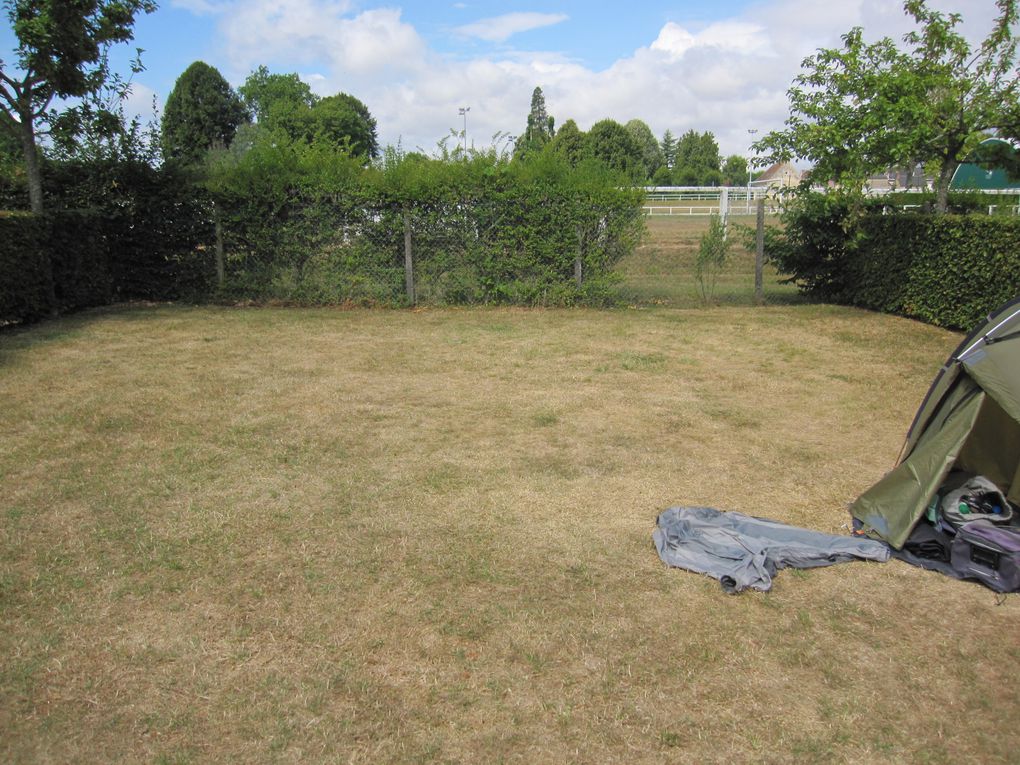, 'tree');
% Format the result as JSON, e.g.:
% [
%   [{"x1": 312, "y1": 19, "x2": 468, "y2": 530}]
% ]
[
  {"x1": 651, "y1": 165, "x2": 673, "y2": 186},
  {"x1": 585, "y1": 119, "x2": 644, "y2": 181},
  {"x1": 674, "y1": 130, "x2": 720, "y2": 185},
  {"x1": 309, "y1": 93, "x2": 378, "y2": 159},
  {"x1": 546, "y1": 118, "x2": 585, "y2": 166},
  {"x1": 660, "y1": 129, "x2": 677, "y2": 169},
  {"x1": 695, "y1": 214, "x2": 731, "y2": 303},
  {"x1": 161, "y1": 61, "x2": 249, "y2": 166},
  {"x1": 514, "y1": 86, "x2": 555, "y2": 160},
  {"x1": 238, "y1": 65, "x2": 316, "y2": 125},
  {"x1": 625, "y1": 118, "x2": 664, "y2": 181},
  {"x1": 722, "y1": 155, "x2": 749, "y2": 187},
  {"x1": 755, "y1": 0, "x2": 1020, "y2": 212},
  {"x1": 0, "y1": 0, "x2": 156, "y2": 212},
  {"x1": 237, "y1": 67, "x2": 378, "y2": 160}
]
